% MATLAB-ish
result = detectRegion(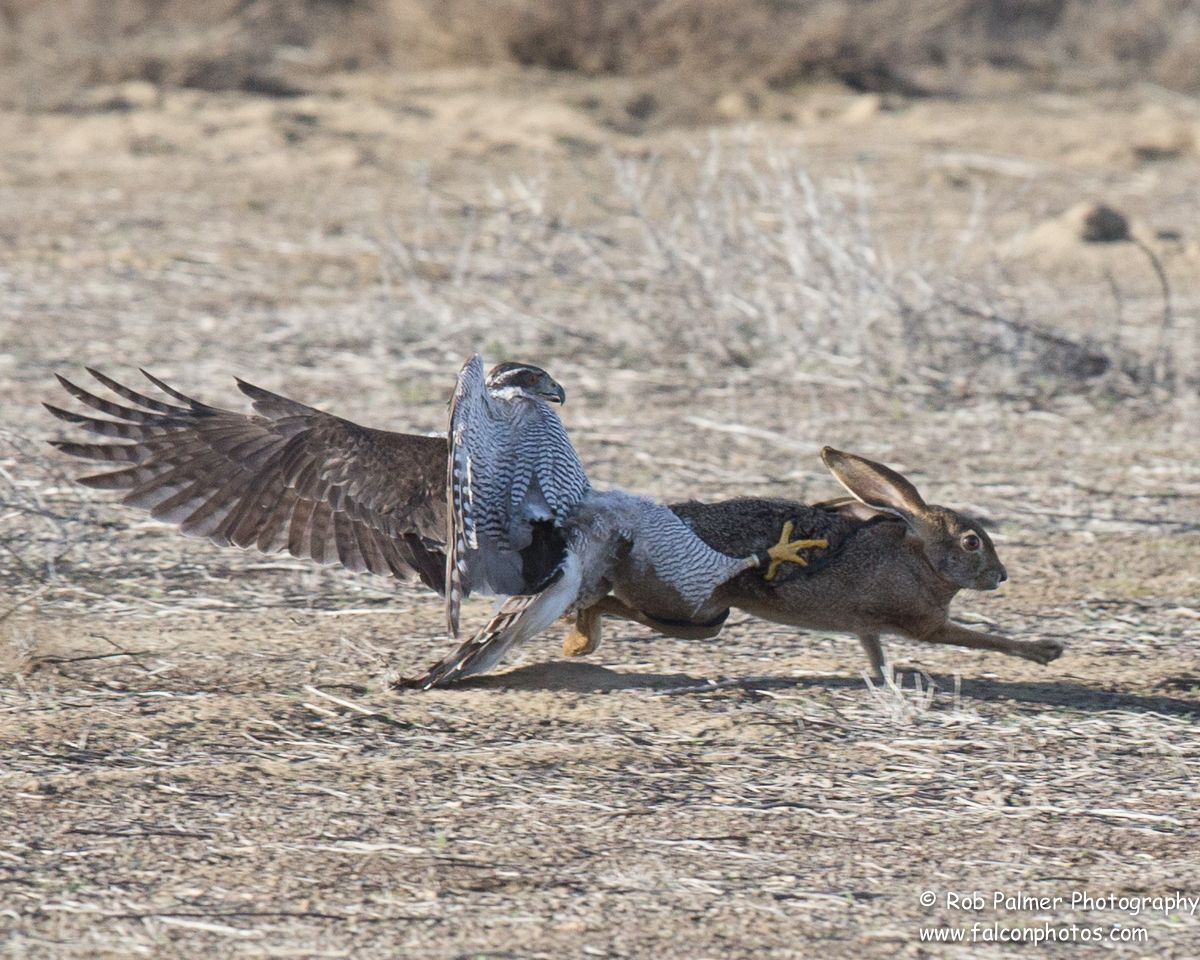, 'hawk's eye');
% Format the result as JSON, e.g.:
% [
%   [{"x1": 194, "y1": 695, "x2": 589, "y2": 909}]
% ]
[{"x1": 961, "y1": 532, "x2": 982, "y2": 552}]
